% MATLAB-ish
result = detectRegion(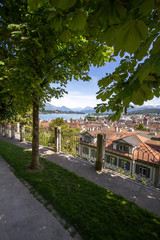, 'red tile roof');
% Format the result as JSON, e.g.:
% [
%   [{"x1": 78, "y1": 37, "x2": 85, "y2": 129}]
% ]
[{"x1": 105, "y1": 132, "x2": 160, "y2": 165}]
